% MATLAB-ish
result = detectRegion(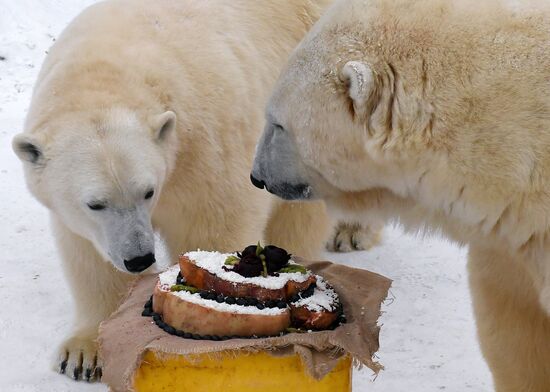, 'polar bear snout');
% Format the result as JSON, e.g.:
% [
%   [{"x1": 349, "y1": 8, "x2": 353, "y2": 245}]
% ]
[
  {"x1": 250, "y1": 174, "x2": 266, "y2": 190},
  {"x1": 123, "y1": 253, "x2": 156, "y2": 273},
  {"x1": 101, "y1": 206, "x2": 157, "y2": 273},
  {"x1": 250, "y1": 173, "x2": 312, "y2": 201},
  {"x1": 250, "y1": 167, "x2": 311, "y2": 200},
  {"x1": 252, "y1": 122, "x2": 314, "y2": 200}
]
